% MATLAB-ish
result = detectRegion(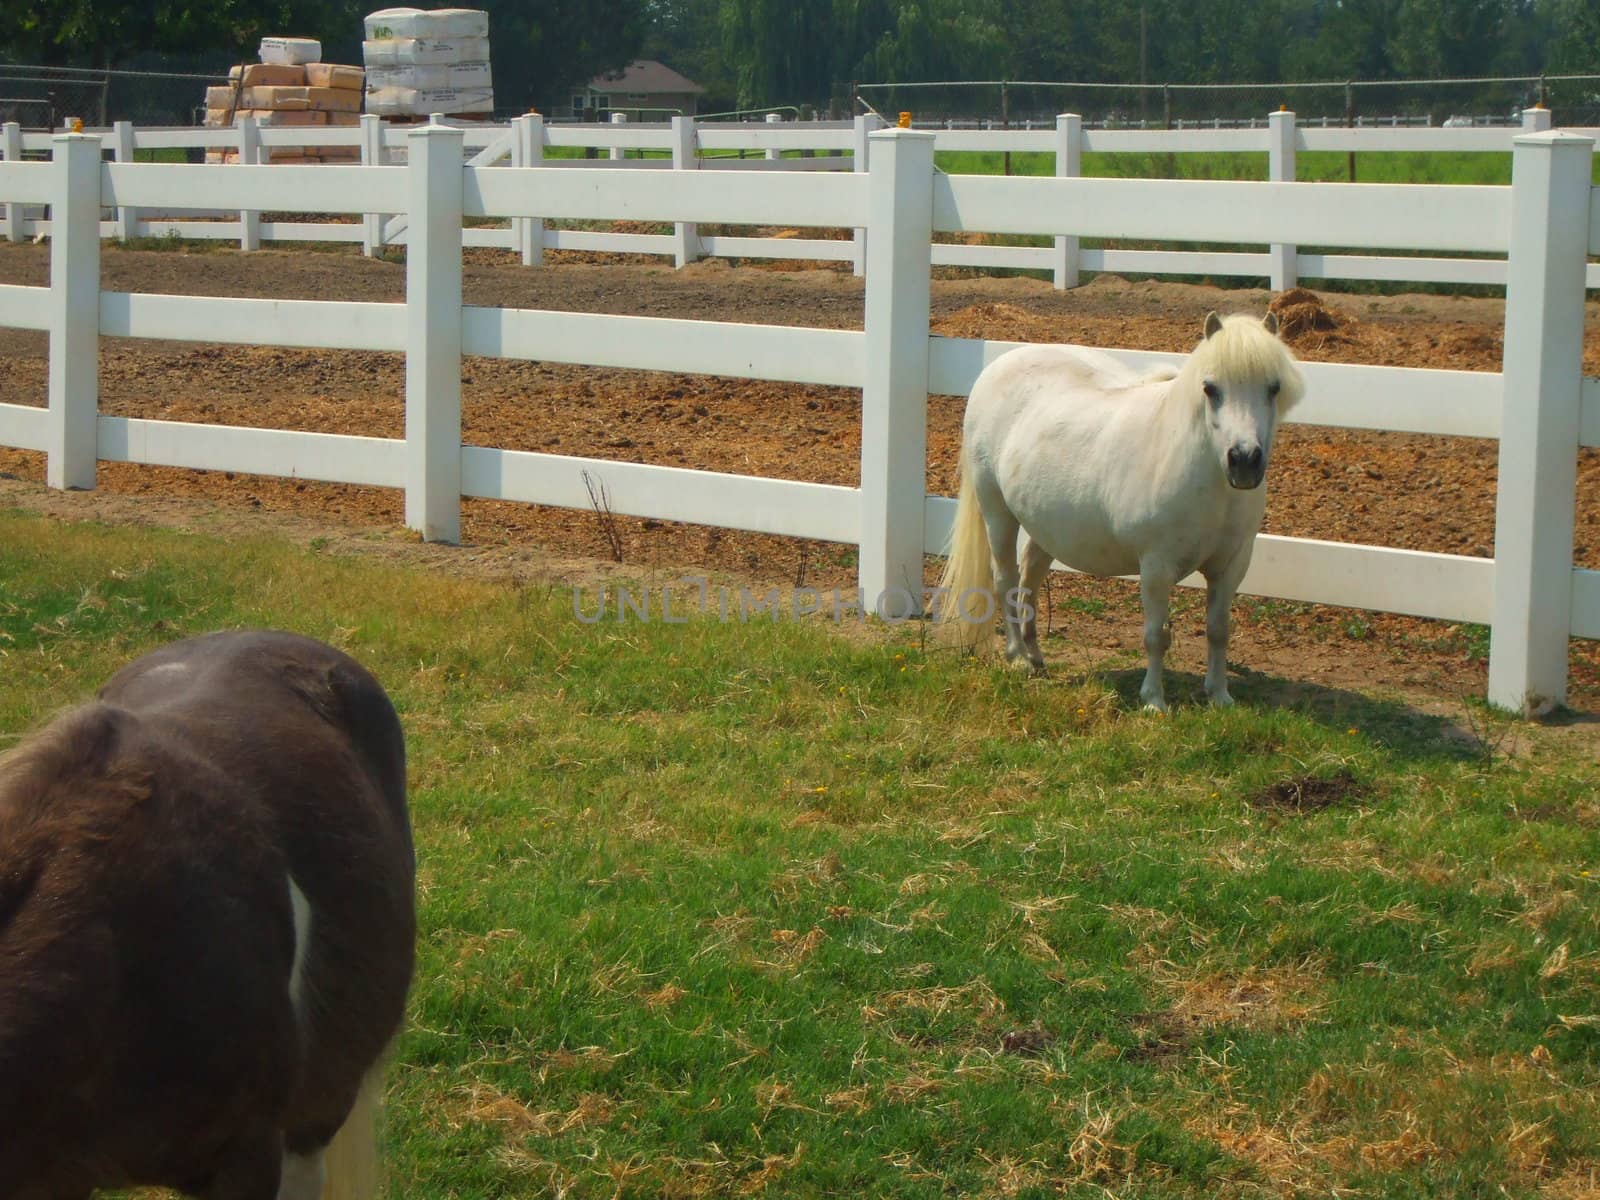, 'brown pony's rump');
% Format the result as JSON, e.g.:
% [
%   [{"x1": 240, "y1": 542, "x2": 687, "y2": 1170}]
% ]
[{"x1": 0, "y1": 630, "x2": 415, "y2": 1200}]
